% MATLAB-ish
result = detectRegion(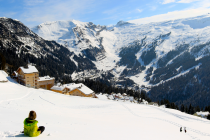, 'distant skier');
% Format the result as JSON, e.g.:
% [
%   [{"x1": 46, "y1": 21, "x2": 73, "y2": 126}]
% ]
[
  {"x1": 184, "y1": 127, "x2": 187, "y2": 133},
  {"x1": 180, "y1": 127, "x2": 182, "y2": 132},
  {"x1": 22, "y1": 110, "x2": 45, "y2": 137}
]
